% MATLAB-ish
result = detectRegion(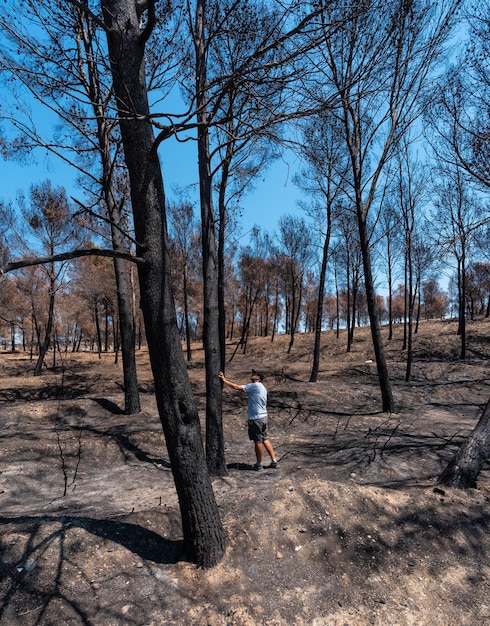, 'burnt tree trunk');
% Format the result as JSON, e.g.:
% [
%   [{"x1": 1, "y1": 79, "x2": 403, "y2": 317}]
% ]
[
  {"x1": 439, "y1": 398, "x2": 490, "y2": 489},
  {"x1": 357, "y1": 206, "x2": 394, "y2": 412},
  {"x1": 101, "y1": 0, "x2": 226, "y2": 568},
  {"x1": 194, "y1": 0, "x2": 227, "y2": 476},
  {"x1": 77, "y1": 4, "x2": 141, "y2": 414},
  {"x1": 34, "y1": 267, "x2": 55, "y2": 376},
  {"x1": 310, "y1": 224, "x2": 330, "y2": 383}
]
